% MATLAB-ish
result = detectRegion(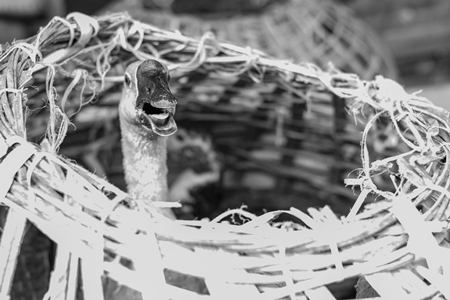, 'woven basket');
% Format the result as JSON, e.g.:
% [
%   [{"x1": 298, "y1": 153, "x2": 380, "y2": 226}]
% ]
[
  {"x1": 103, "y1": 0, "x2": 397, "y2": 80},
  {"x1": 0, "y1": 11, "x2": 450, "y2": 300}
]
